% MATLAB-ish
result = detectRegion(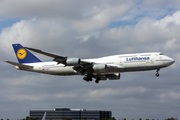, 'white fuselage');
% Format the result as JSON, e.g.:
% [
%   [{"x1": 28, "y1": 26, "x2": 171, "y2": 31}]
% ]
[{"x1": 16, "y1": 52, "x2": 175, "y2": 76}]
